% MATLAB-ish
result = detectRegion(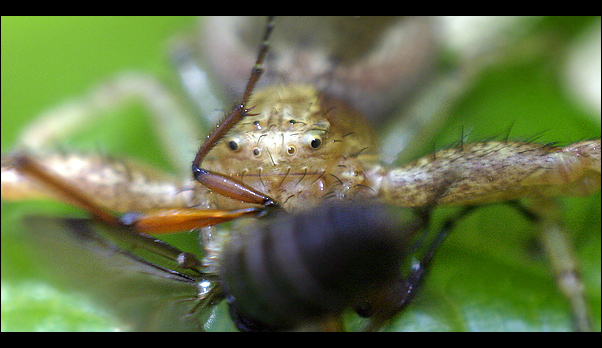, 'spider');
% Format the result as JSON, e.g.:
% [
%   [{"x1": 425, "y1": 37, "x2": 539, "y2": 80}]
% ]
[{"x1": 1, "y1": 16, "x2": 600, "y2": 331}]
